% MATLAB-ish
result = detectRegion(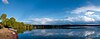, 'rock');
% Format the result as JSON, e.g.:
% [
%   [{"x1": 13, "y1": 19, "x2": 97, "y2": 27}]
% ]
[{"x1": 0, "y1": 28, "x2": 18, "y2": 39}]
